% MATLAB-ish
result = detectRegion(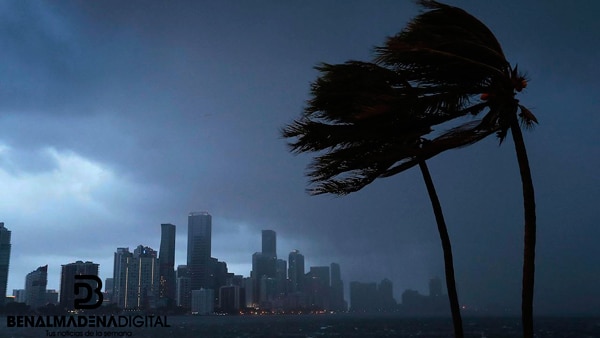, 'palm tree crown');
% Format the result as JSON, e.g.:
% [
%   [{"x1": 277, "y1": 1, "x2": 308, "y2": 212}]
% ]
[{"x1": 283, "y1": 1, "x2": 537, "y2": 195}]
